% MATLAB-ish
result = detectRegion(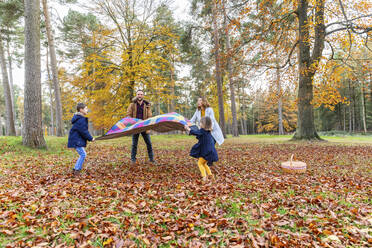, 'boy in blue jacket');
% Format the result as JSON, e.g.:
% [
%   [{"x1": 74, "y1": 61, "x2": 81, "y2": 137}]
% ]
[
  {"x1": 185, "y1": 116, "x2": 218, "y2": 182},
  {"x1": 68, "y1": 103, "x2": 94, "y2": 175}
]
